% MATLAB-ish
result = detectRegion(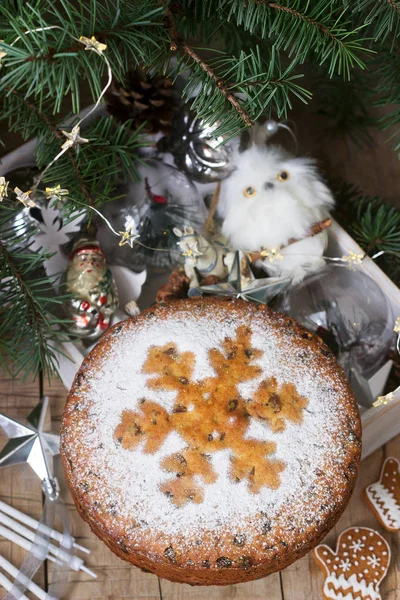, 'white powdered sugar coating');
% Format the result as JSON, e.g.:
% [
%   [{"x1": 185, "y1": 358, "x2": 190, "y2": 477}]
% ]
[{"x1": 65, "y1": 310, "x2": 352, "y2": 539}]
